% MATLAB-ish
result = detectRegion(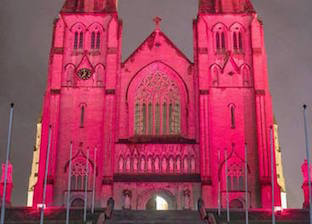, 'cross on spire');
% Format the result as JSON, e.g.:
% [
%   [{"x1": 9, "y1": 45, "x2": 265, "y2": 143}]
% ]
[{"x1": 153, "y1": 16, "x2": 162, "y2": 31}]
